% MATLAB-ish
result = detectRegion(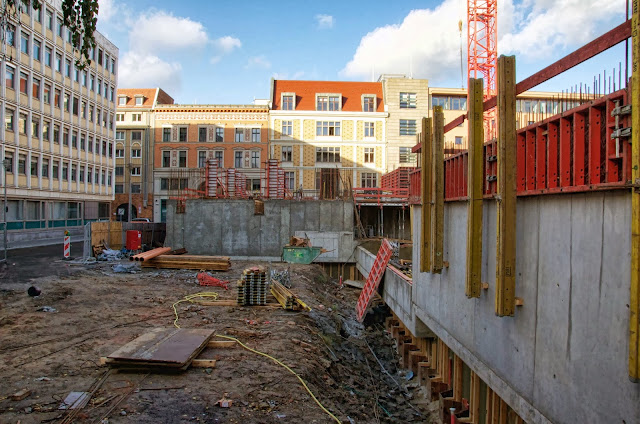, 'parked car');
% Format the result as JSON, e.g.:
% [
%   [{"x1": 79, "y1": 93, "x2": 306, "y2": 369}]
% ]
[{"x1": 131, "y1": 218, "x2": 151, "y2": 223}]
